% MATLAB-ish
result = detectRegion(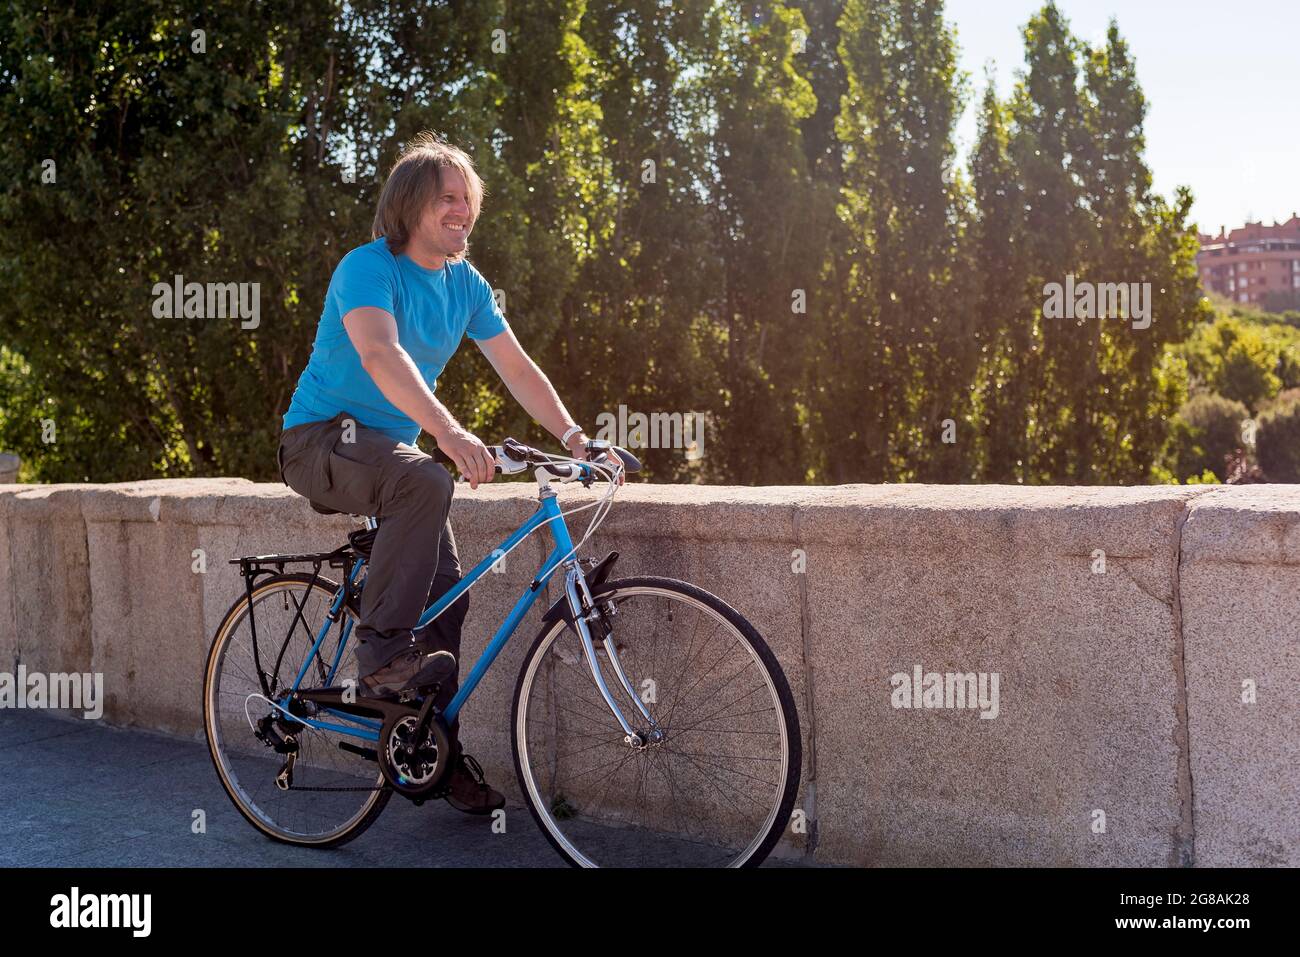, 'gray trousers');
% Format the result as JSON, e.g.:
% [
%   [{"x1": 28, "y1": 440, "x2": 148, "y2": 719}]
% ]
[{"x1": 277, "y1": 411, "x2": 468, "y2": 737}]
